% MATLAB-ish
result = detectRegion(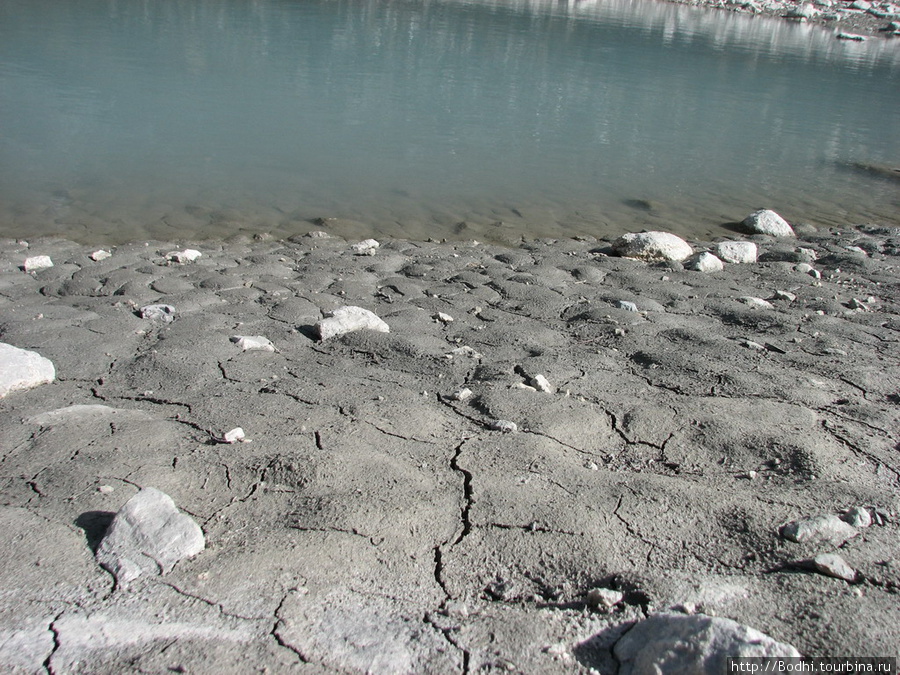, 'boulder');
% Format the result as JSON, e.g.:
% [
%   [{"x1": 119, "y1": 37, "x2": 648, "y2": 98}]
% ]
[
  {"x1": 0, "y1": 343, "x2": 55, "y2": 398},
  {"x1": 95, "y1": 487, "x2": 205, "y2": 585},
  {"x1": 315, "y1": 306, "x2": 390, "y2": 341},
  {"x1": 742, "y1": 210, "x2": 795, "y2": 237},
  {"x1": 614, "y1": 613, "x2": 800, "y2": 674},
  {"x1": 612, "y1": 232, "x2": 693, "y2": 262}
]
